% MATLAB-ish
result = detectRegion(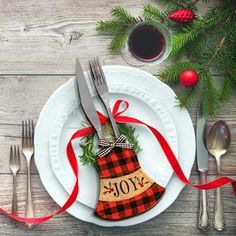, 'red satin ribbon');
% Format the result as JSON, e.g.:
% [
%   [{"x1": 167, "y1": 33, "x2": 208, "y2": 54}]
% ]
[{"x1": 0, "y1": 100, "x2": 235, "y2": 224}]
